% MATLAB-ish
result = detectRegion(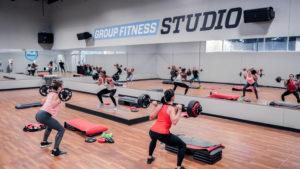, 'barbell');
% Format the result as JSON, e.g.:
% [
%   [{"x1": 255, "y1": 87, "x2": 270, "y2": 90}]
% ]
[
  {"x1": 39, "y1": 85, "x2": 72, "y2": 102},
  {"x1": 275, "y1": 76, "x2": 300, "y2": 83},
  {"x1": 135, "y1": 94, "x2": 202, "y2": 117},
  {"x1": 239, "y1": 68, "x2": 264, "y2": 77}
]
